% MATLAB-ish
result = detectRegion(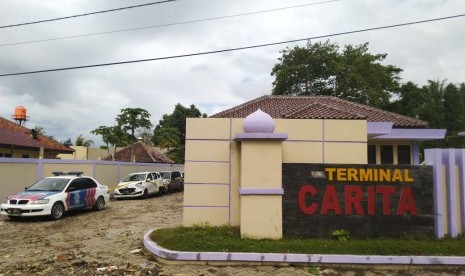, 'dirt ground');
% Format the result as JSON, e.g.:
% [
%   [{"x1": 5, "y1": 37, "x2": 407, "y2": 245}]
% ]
[
  {"x1": 0, "y1": 192, "x2": 183, "y2": 275},
  {"x1": 1, "y1": 192, "x2": 465, "y2": 276}
]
